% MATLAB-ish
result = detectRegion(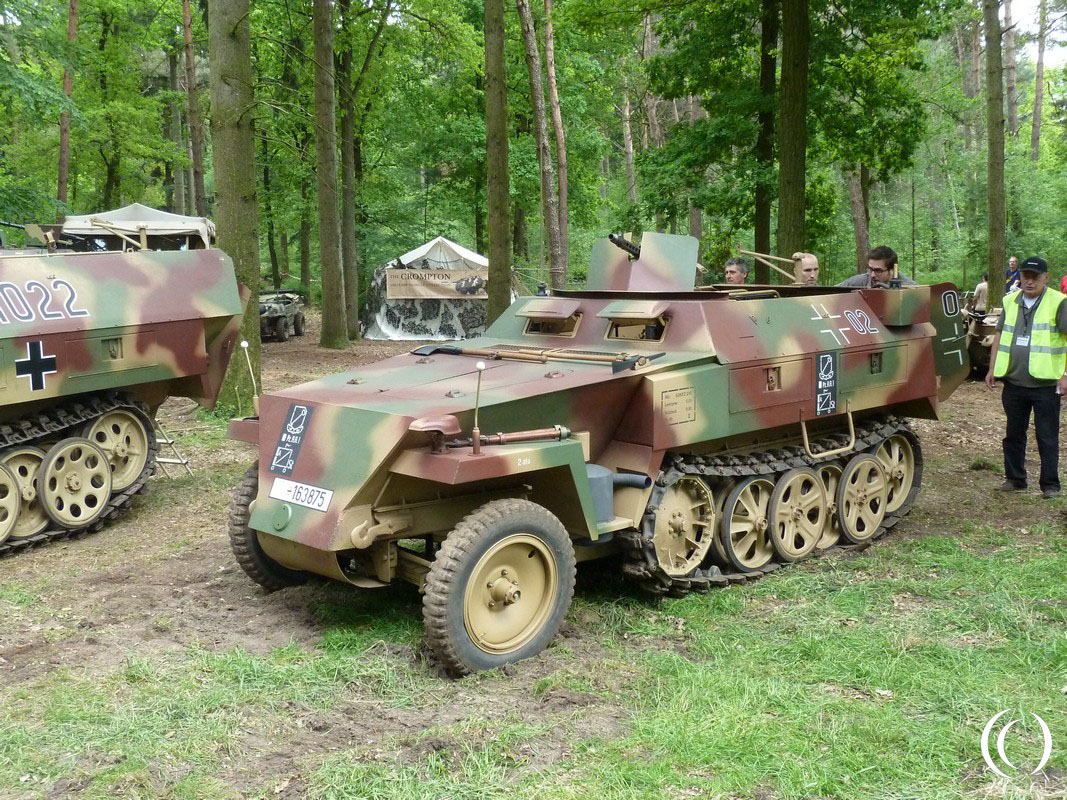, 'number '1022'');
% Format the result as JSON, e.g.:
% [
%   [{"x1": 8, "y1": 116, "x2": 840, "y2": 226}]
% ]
[{"x1": 0, "y1": 280, "x2": 90, "y2": 324}]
